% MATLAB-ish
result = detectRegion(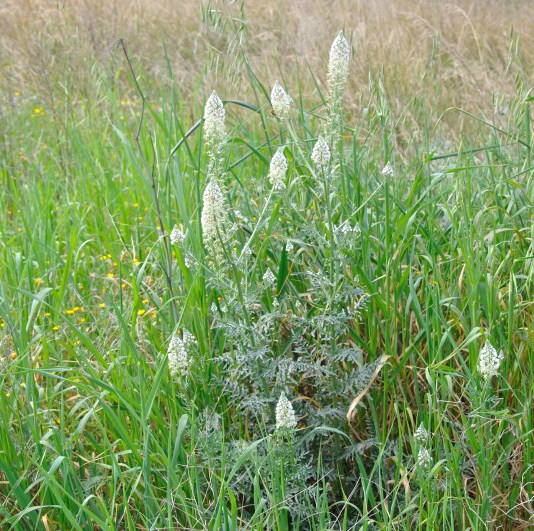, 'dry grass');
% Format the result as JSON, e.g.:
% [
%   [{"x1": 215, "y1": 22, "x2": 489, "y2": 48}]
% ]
[{"x1": 1, "y1": 0, "x2": 534, "y2": 137}]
